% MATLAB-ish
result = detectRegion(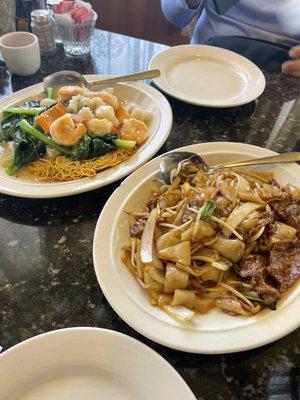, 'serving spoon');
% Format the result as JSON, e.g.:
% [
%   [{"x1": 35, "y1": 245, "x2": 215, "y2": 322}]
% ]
[
  {"x1": 43, "y1": 69, "x2": 160, "y2": 95},
  {"x1": 160, "y1": 151, "x2": 300, "y2": 184}
]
